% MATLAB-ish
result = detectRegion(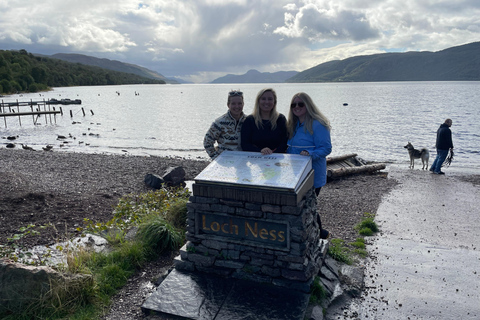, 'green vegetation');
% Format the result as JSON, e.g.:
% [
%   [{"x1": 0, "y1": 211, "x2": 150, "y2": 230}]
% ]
[
  {"x1": 354, "y1": 213, "x2": 379, "y2": 236},
  {"x1": 327, "y1": 212, "x2": 380, "y2": 264},
  {"x1": 310, "y1": 276, "x2": 328, "y2": 304},
  {"x1": 350, "y1": 238, "x2": 368, "y2": 258},
  {"x1": 0, "y1": 186, "x2": 189, "y2": 320},
  {"x1": 0, "y1": 49, "x2": 165, "y2": 95},
  {"x1": 327, "y1": 238, "x2": 353, "y2": 265}
]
